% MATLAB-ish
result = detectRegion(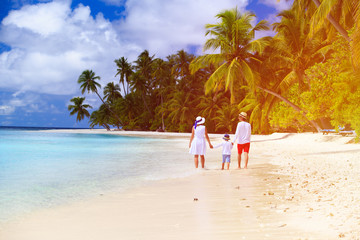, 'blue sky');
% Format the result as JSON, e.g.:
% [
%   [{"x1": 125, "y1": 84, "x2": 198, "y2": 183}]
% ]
[{"x1": 0, "y1": 0, "x2": 292, "y2": 128}]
